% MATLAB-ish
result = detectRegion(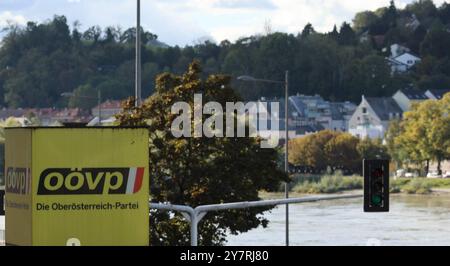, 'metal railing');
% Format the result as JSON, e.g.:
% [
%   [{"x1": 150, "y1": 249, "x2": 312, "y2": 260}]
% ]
[{"x1": 150, "y1": 194, "x2": 363, "y2": 246}]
